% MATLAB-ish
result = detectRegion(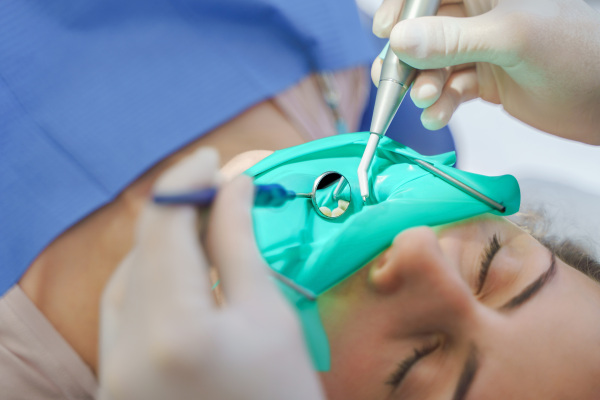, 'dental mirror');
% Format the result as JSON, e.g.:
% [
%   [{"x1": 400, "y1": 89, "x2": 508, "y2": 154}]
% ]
[{"x1": 297, "y1": 171, "x2": 351, "y2": 219}]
